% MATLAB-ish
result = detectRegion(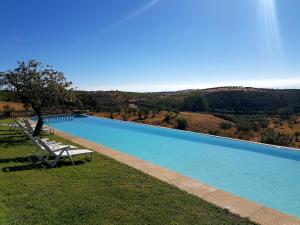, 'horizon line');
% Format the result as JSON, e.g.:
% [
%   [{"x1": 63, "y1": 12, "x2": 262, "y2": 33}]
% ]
[{"x1": 75, "y1": 77, "x2": 300, "y2": 92}]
